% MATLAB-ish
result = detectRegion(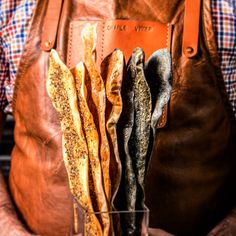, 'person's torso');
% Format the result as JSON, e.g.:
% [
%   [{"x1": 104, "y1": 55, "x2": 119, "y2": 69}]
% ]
[{"x1": 10, "y1": 0, "x2": 236, "y2": 235}]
